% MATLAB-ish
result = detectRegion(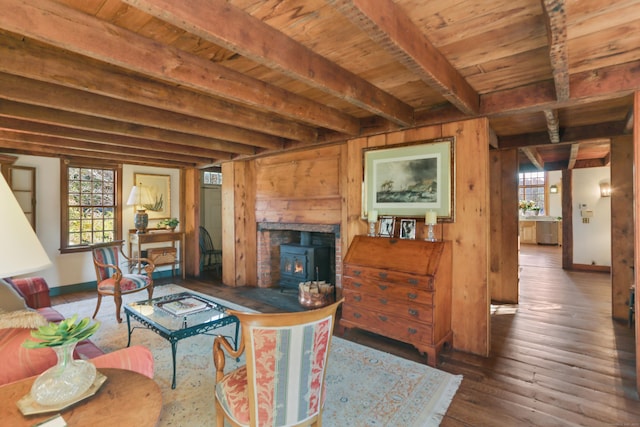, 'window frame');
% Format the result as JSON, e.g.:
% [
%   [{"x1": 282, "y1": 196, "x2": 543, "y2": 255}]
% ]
[
  {"x1": 60, "y1": 159, "x2": 123, "y2": 253},
  {"x1": 518, "y1": 171, "x2": 548, "y2": 214}
]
